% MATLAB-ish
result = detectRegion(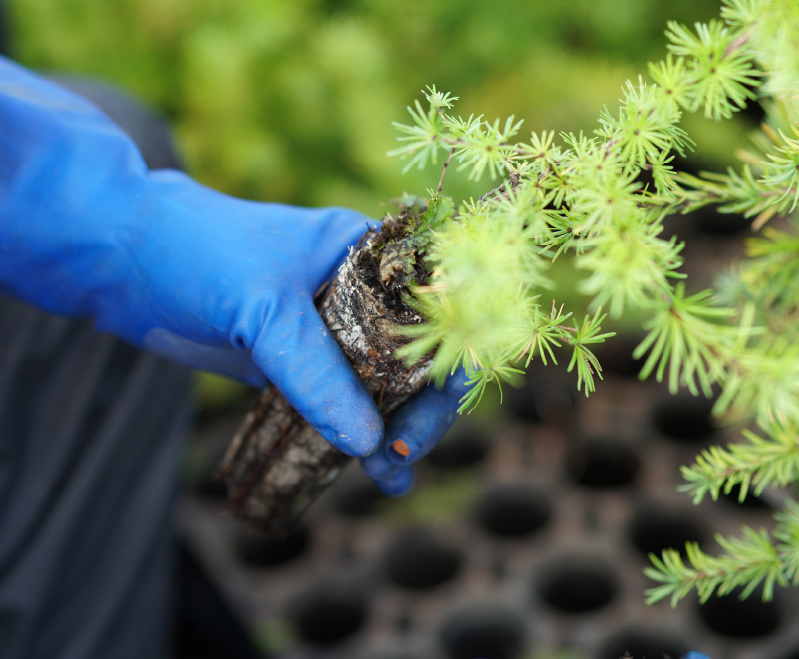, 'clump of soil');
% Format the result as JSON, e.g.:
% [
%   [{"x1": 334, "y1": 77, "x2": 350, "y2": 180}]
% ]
[{"x1": 366, "y1": 202, "x2": 434, "y2": 293}]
